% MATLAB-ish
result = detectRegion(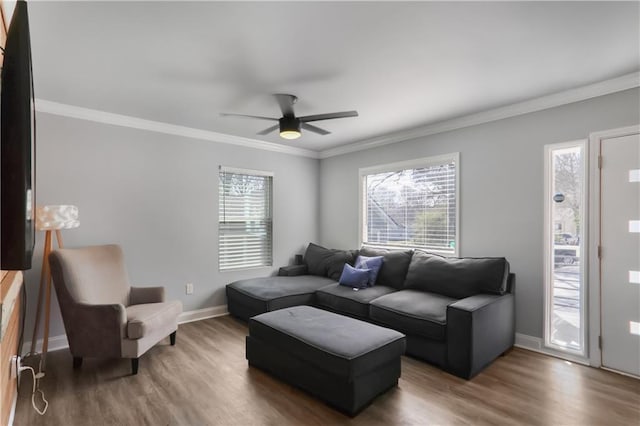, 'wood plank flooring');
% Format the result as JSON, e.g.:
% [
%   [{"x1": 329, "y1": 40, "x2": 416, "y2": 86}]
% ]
[{"x1": 13, "y1": 315, "x2": 640, "y2": 425}]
